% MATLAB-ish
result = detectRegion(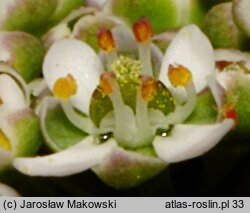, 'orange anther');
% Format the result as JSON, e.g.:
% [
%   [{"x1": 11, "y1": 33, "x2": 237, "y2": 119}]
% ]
[
  {"x1": 98, "y1": 28, "x2": 115, "y2": 53},
  {"x1": 133, "y1": 18, "x2": 152, "y2": 43},
  {"x1": 216, "y1": 60, "x2": 233, "y2": 71},
  {"x1": 53, "y1": 74, "x2": 77, "y2": 100},
  {"x1": 0, "y1": 98, "x2": 3, "y2": 105},
  {"x1": 168, "y1": 64, "x2": 192, "y2": 87},
  {"x1": 100, "y1": 72, "x2": 115, "y2": 95},
  {"x1": 141, "y1": 75, "x2": 156, "y2": 101}
]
